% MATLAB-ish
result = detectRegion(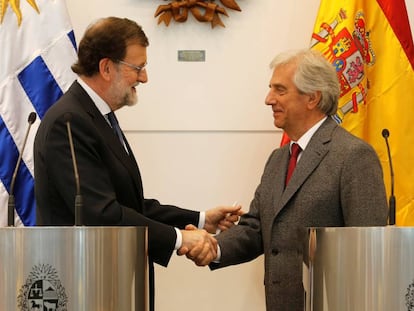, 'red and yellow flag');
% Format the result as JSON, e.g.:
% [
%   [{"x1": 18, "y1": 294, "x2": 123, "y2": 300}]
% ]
[{"x1": 310, "y1": 0, "x2": 414, "y2": 225}]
